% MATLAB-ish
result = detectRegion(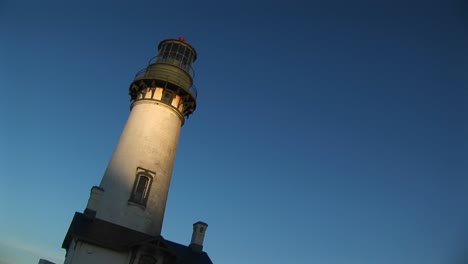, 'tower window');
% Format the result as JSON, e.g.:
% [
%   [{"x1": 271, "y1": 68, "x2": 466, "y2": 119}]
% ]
[
  {"x1": 156, "y1": 41, "x2": 194, "y2": 74},
  {"x1": 161, "y1": 90, "x2": 174, "y2": 104},
  {"x1": 129, "y1": 167, "x2": 156, "y2": 206}
]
